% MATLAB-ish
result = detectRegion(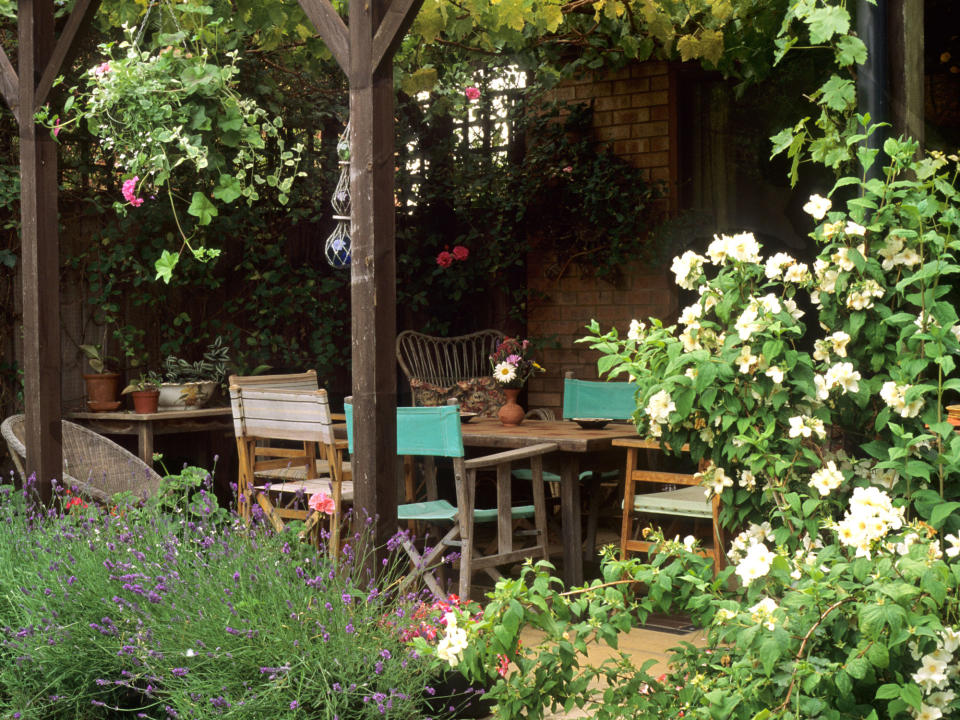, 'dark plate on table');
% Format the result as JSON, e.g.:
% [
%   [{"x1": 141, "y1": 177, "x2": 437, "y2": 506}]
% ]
[
  {"x1": 86, "y1": 400, "x2": 121, "y2": 412},
  {"x1": 460, "y1": 412, "x2": 479, "y2": 423},
  {"x1": 572, "y1": 417, "x2": 612, "y2": 430}
]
